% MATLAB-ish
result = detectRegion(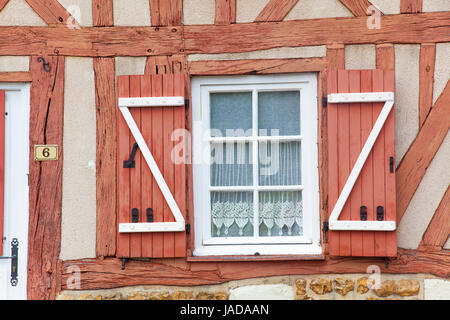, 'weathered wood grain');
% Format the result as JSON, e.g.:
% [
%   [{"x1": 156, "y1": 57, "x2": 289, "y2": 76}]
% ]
[
  {"x1": 400, "y1": 0, "x2": 422, "y2": 13},
  {"x1": 188, "y1": 57, "x2": 327, "y2": 75},
  {"x1": 28, "y1": 55, "x2": 64, "y2": 300},
  {"x1": 254, "y1": 0, "x2": 299, "y2": 22},
  {"x1": 92, "y1": 0, "x2": 113, "y2": 27},
  {"x1": 396, "y1": 80, "x2": 450, "y2": 223},
  {"x1": 94, "y1": 58, "x2": 117, "y2": 257},
  {"x1": 419, "y1": 186, "x2": 450, "y2": 250},
  {"x1": 25, "y1": 0, "x2": 76, "y2": 27},
  {"x1": 215, "y1": 0, "x2": 236, "y2": 24},
  {"x1": 0, "y1": 72, "x2": 32, "y2": 82},
  {"x1": 0, "y1": 0, "x2": 9, "y2": 11},
  {"x1": 376, "y1": 43, "x2": 395, "y2": 69},
  {"x1": 419, "y1": 43, "x2": 436, "y2": 128},
  {"x1": 150, "y1": 0, "x2": 182, "y2": 26},
  {"x1": 60, "y1": 249, "x2": 450, "y2": 290}
]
